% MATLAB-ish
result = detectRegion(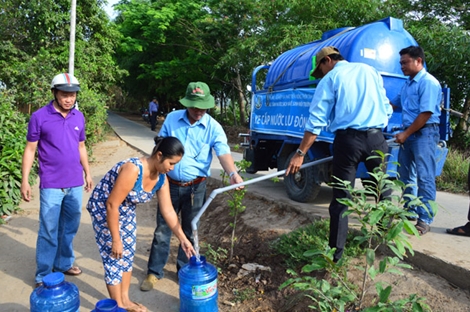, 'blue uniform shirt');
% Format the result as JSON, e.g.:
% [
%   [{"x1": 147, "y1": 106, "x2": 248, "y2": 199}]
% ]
[
  {"x1": 304, "y1": 61, "x2": 392, "y2": 135},
  {"x1": 159, "y1": 109, "x2": 231, "y2": 181},
  {"x1": 149, "y1": 101, "x2": 158, "y2": 113},
  {"x1": 391, "y1": 68, "x2": 442, "y2": 127}
]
